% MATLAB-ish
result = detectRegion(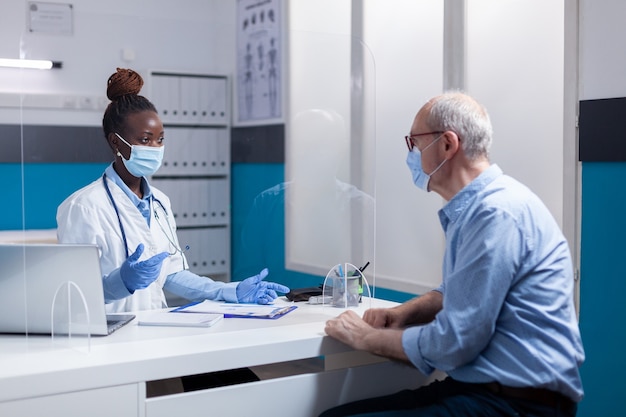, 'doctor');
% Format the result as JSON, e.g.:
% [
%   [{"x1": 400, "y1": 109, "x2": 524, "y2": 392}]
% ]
[{"x1": 57, "y1": 68, "x2": 289, "y2": 313}]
